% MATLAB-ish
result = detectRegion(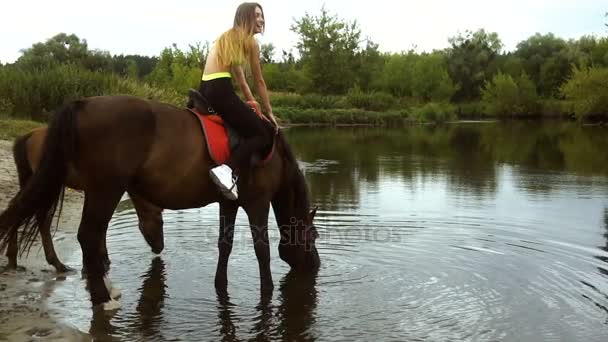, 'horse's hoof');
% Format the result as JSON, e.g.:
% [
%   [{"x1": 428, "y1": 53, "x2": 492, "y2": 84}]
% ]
[
  {"x1": 55, "y1": 264, "x2": 75, "y2": 274},
  {"x1": 103, "y1": 276, "x2": 113, "y2": 290},
  {"x1": 110, "y1": 286, "x2": 122, "y2": 299},
  {"x1": 102, "y1": 298, "x2": 121, "y2": 311},
  {"x1": 103, "y1": 276, "x2": 121, "y2": 299}
]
